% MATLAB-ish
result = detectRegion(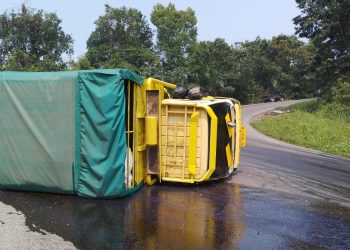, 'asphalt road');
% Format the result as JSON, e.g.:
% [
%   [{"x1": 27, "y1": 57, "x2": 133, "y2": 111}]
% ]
[
  {"x1": 0, "y1": 100, "x2": 350, "y2": 249},
  {"x1": 235, "y1": 100, "x2": 350, "y2": 207}
]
